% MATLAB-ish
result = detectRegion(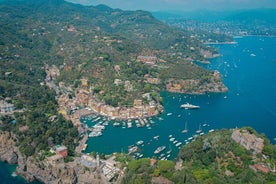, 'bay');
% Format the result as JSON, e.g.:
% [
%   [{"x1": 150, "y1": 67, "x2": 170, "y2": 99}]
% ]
[
  {"x1": 84, "y1": 36, "x2": 276, "y2": 159},
  {"x1": 1, "y1": 36, "x2": 275, "y2": 183}
]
